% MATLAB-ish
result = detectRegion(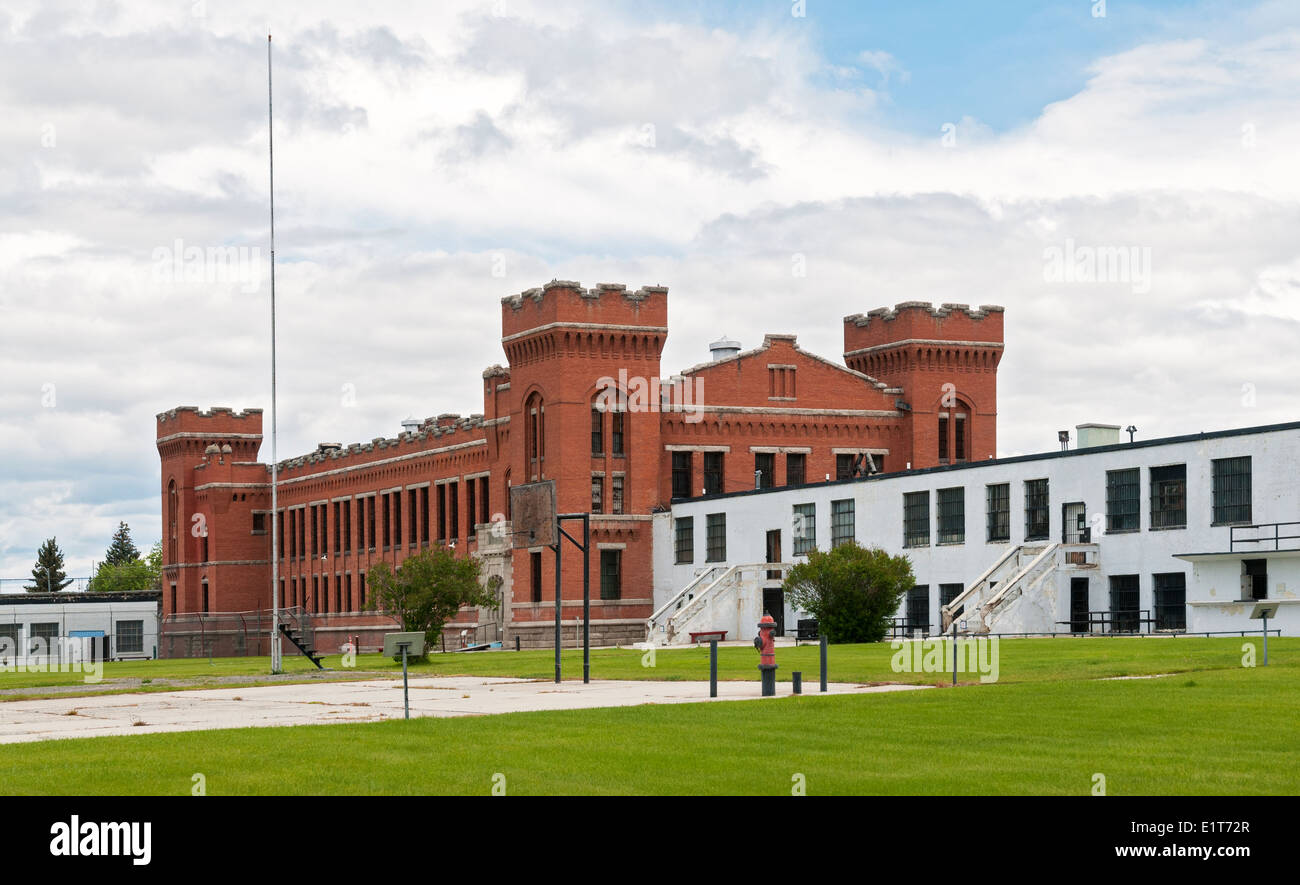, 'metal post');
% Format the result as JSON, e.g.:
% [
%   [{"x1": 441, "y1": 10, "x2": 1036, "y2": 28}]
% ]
[
  {"x1": 553, "y1": 542, "x2": 561, "y2": 684},
  {"x1": 267, "y1": 34, "x2": 282, "y2": 675},
  {"x1": 952, "y1": 630, "x2": 958, "y2": 686},
  {"x1": 401, "y1": 644, "x2": 409, "y2": 720},
  {"x1": 582, "y1": 514, "x2": 590, "y2": 684},
  {"x1": 710, "y1": 639, "x2": 718, "y2": 698},
  {"x1": 819, "y1": 634, "x2": 827, "y2": 692},
  {"x1": 1263, "y1": 614, "x2": 1269, "y2": 666},
  {"x1": 515, "y1": 634, "x2": 520, "y2": 652},
  {"x1": 793, "y1": 672, "x2": 802, "y2": 694}
]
